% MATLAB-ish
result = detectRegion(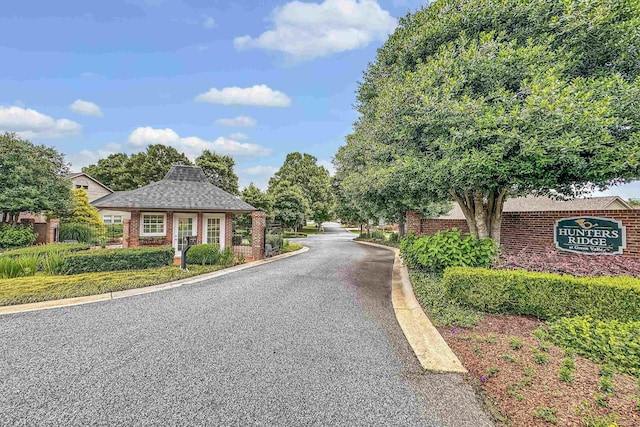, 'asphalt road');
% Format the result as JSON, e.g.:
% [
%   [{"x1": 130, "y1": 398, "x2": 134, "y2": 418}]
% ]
[{"x1": 0, "y1": 223, "x2": 493, "y2": 426}]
